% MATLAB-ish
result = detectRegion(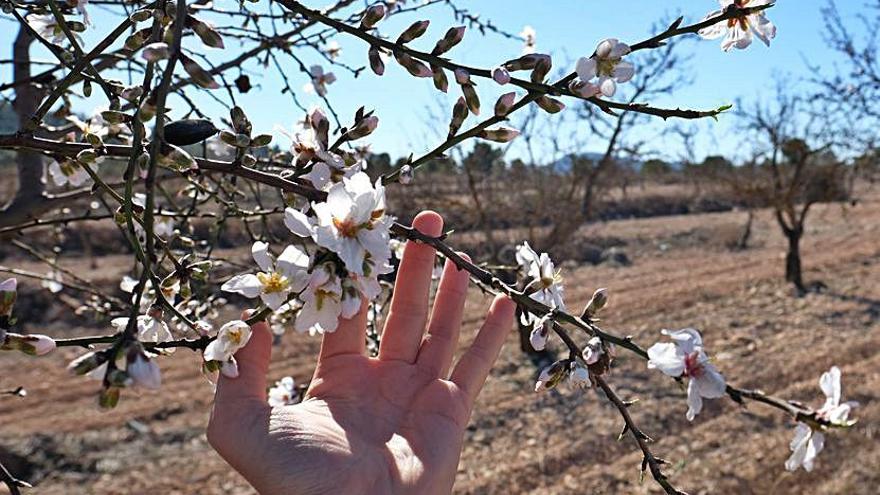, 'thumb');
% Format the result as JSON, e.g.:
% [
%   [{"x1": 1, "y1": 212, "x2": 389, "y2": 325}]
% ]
[{"x1": 214, "y1": 310, "x2": 273, "y2": 406}]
